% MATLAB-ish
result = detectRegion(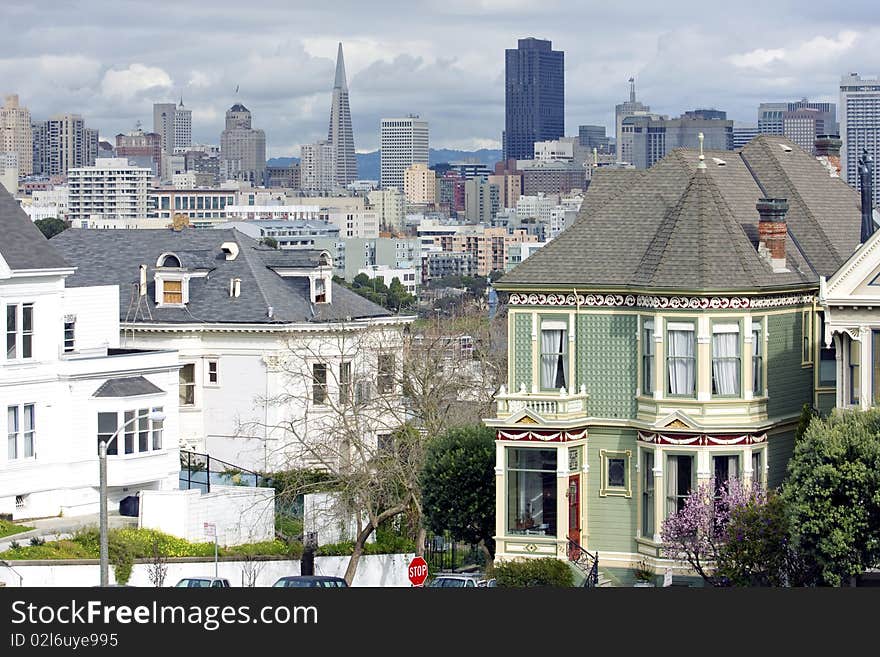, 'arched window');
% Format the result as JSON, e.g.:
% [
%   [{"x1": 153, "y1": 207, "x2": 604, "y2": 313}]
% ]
[{"x1": 157, "y1": 253, "x2": 181, "y2": 268}]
